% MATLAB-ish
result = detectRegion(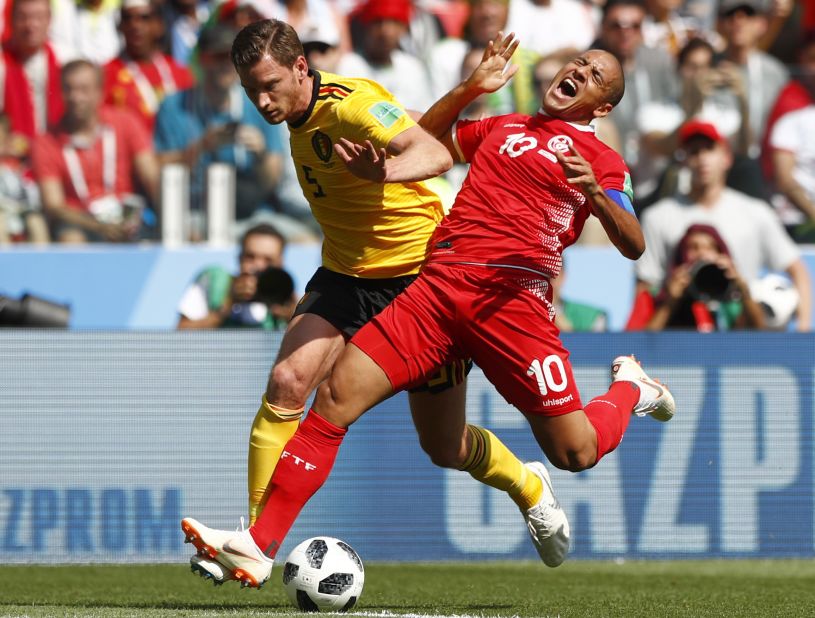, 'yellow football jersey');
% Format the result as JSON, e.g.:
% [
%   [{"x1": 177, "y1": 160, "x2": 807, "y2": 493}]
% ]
[{"x1": 288, "y1": 70, "x2": 444, "y2": 278}]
